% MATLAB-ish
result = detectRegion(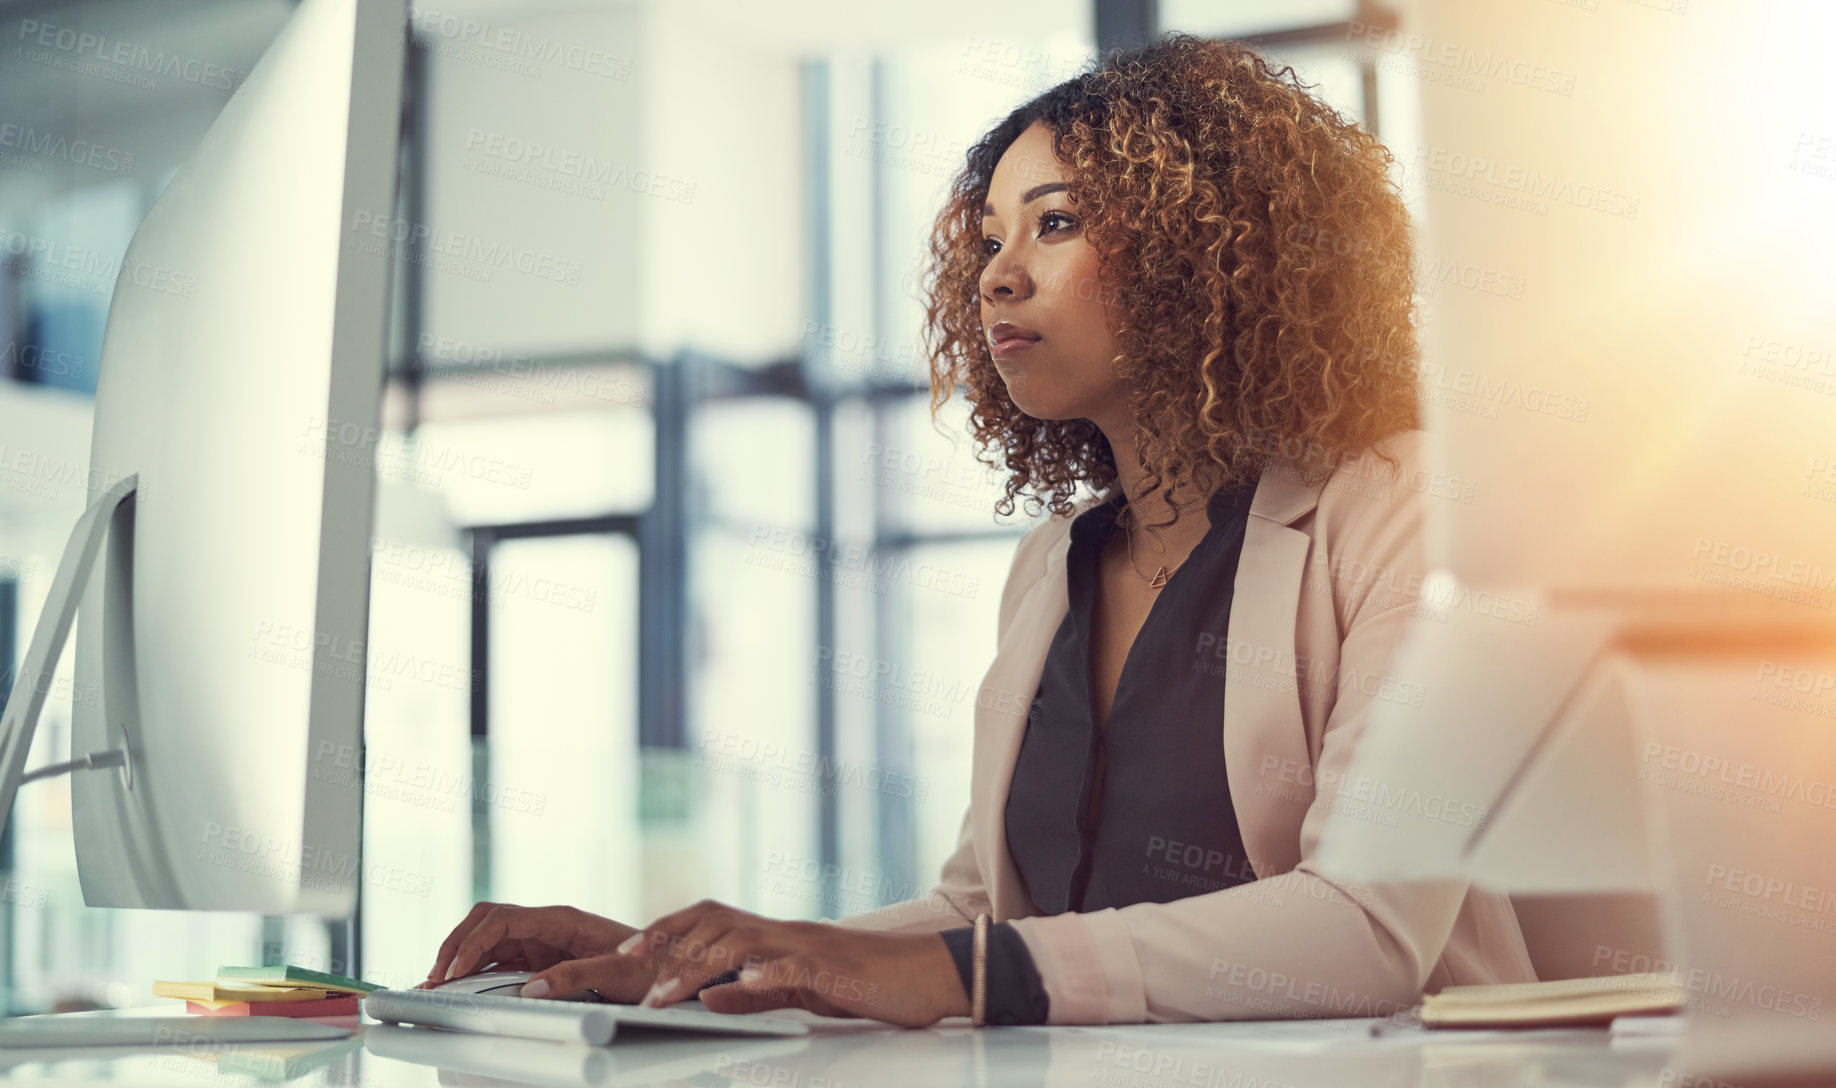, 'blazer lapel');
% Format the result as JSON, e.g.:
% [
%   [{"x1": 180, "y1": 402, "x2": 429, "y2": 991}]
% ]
[
  {"x1": 1224, "y1": 467, "x2": 1322, "y2": 877},
  {"x1": 973, "y1": 524, "x2": 1074, "y2": 921}
]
